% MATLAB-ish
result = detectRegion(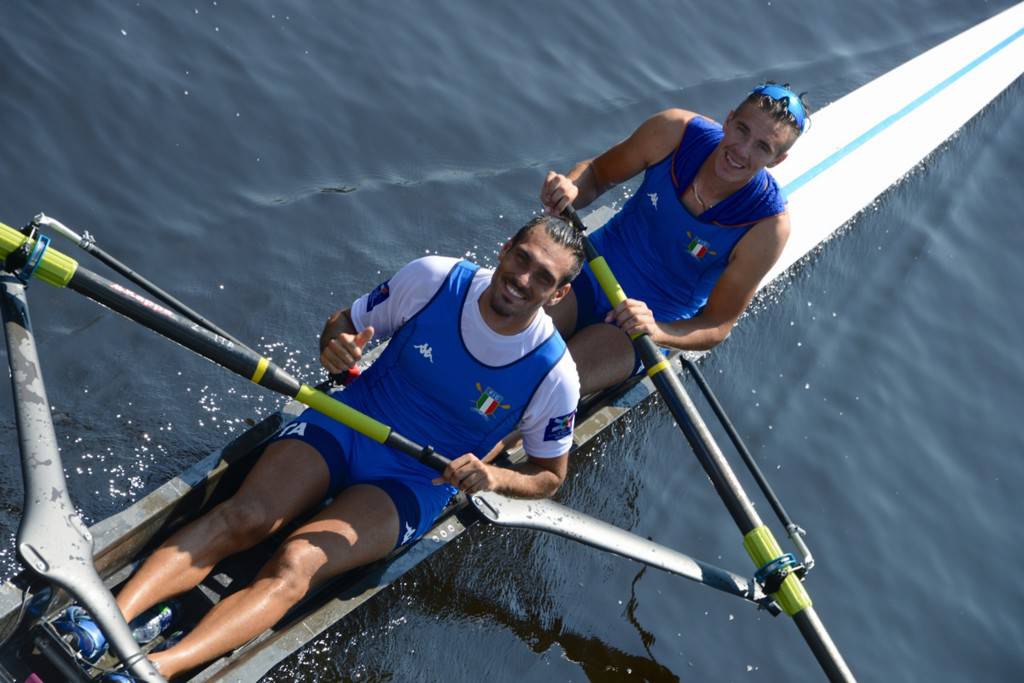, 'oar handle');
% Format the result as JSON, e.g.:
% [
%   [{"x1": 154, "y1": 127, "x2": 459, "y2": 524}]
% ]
[
  {"x1": 385, "y1": 433, "x2": 453, "y2": 473},
  {"x1": 561, "y1": 206, "x2": 669, "y2": 377}
]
